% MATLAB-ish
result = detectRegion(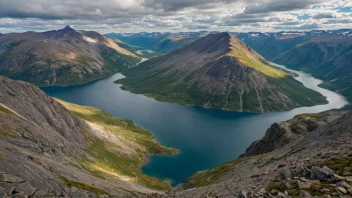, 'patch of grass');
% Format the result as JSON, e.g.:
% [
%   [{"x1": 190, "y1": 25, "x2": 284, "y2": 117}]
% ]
[
  {"x1": 266, "y1": 182, "x2": 286, "y2": 192},
  {"x1": 182, "y1": 157, "x2": 248, "y2": 189},
  {"x1": 295, "y1": 113, "x2": 325, "y2": 121},
  {"x1": 59, "y1": 175, "x2": 109, "y2": 195},
  {"x1": 305, "y1": 182, "x2": 337, "y2": 196},
  {"x1": 228, "y1": 37, "x2": 287, "y2": 78},
  {"x1": 84, "y1": 138, "x2": 172, "y2": 191},
  {"x1": 0, "y1": 128, "x2": 17, "y2": 137},
  {"x1": 314, "y1": 156, "x2": 352, "y2": 176}
]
